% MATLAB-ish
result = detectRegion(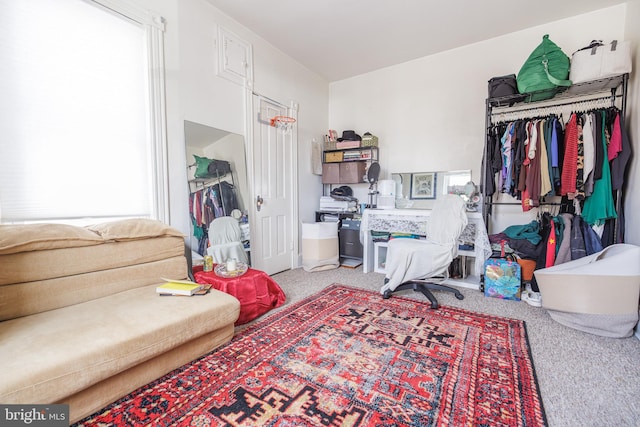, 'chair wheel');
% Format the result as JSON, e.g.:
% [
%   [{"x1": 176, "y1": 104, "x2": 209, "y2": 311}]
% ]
[
  {"x1": 455, "y1": 292, "x2": 464, "y2": 300},
  {"x1": 382, "y1": 290, "x2": 392, "y2": 299}
]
